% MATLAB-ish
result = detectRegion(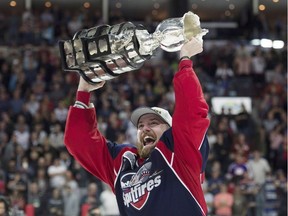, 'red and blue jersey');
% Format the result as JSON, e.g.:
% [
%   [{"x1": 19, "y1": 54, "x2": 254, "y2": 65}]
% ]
[{"x1": 64, "y1": 60, "x2": 210, "y2": 216}]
